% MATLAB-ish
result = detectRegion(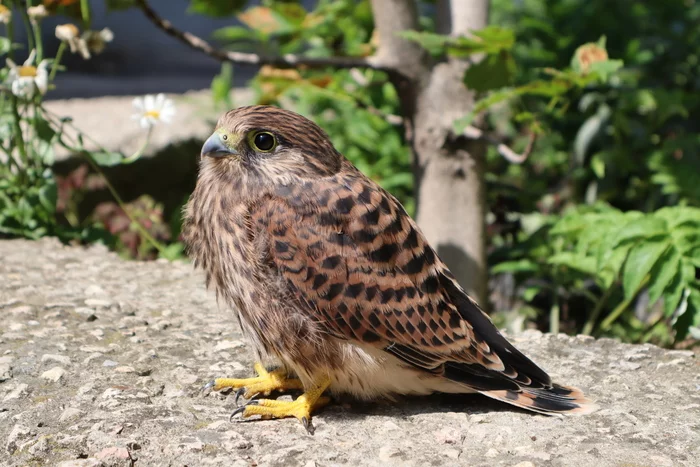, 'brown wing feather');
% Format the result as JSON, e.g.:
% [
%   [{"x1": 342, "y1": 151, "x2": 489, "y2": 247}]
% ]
[{"x1": 249, "y1": 168, "x2": 555, "y2": 395}]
